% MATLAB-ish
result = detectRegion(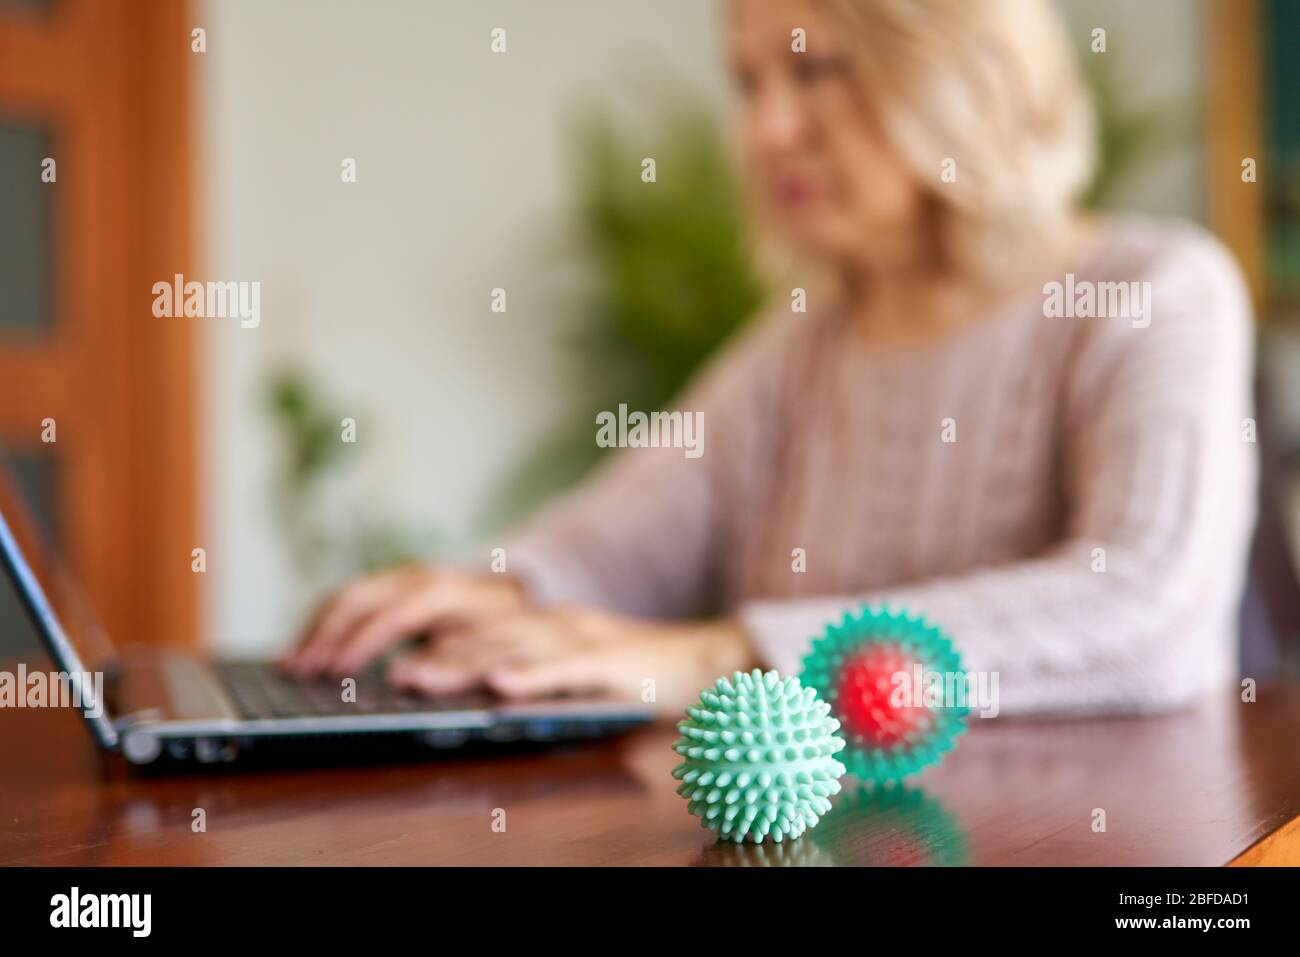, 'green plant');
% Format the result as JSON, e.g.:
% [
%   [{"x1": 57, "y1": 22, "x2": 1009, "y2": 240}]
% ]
[
  {"x1": 483, "y1": 97, "x2": 764, "y2": 528},
  {"x1": 265, "y1": 369, "x2": 437, "y2": 580},
  {"x1": 1078, "y1": 51, "x2": 1200, "y2": 210}
]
